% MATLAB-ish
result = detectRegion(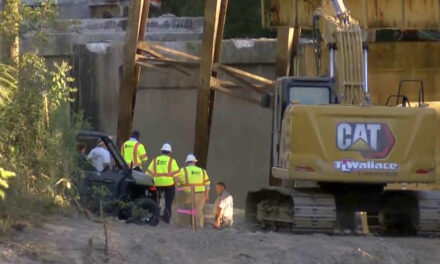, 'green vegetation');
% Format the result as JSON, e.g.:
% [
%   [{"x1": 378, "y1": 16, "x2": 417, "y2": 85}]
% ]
[
  {"x1": 161, "y1": 0, "x2": 275, "y2": 38},
  {"x1": 0, "y1": 168, "x2": 15, "y2": 200},
  {"x1": 0, "y1": 0, "x2": 86, "y2": 233}
]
